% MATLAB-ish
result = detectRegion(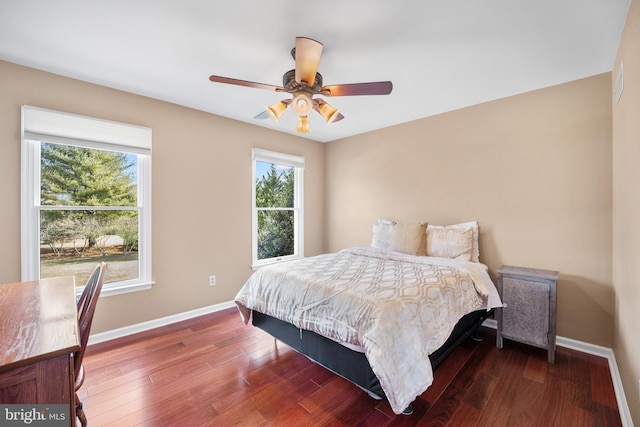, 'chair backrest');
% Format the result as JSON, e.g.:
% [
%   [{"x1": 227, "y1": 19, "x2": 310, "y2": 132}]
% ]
[{"x1": 74, "y1": 262, "x2": 107, "y2": 379}]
